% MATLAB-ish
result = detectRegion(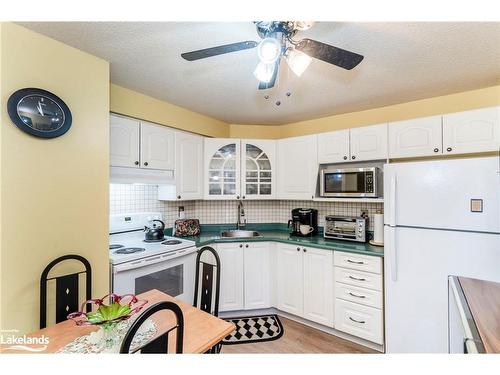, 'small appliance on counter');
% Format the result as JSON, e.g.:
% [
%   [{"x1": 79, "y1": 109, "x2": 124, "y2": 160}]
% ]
[
  {"x1": 324, "y1": 215, "x2": 367, "y2": 242},
  {"x1": 288, "y1": 208, "x2": 318, "y2": 236}
]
